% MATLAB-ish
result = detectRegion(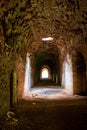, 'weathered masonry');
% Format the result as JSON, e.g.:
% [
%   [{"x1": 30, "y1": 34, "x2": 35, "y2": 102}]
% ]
[{"x1": 0, "y1": 0, "x2": 87, "y2": 115}]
